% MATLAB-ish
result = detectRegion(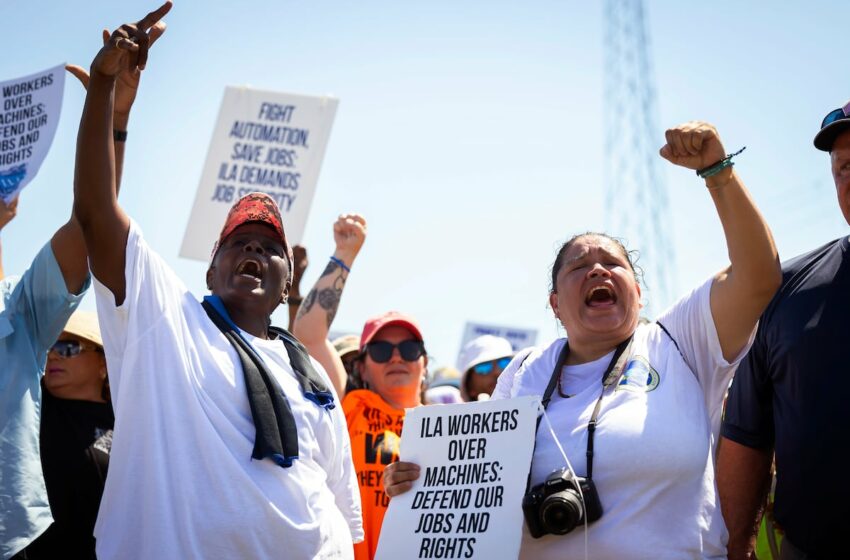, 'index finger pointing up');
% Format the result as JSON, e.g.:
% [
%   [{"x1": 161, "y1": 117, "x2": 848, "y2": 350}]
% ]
[{"x1": 137, "y1": 0, "x2": 172, "y2": 31}]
